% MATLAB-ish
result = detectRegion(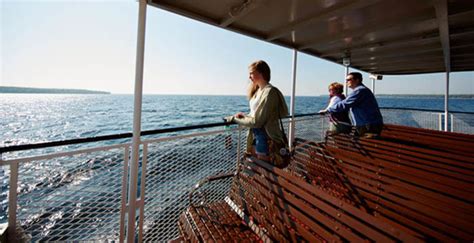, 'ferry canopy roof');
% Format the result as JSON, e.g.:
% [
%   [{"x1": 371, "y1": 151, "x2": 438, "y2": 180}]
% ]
[{"x1": 149, "y1": 0, "x2": 474, "y2": 75}]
